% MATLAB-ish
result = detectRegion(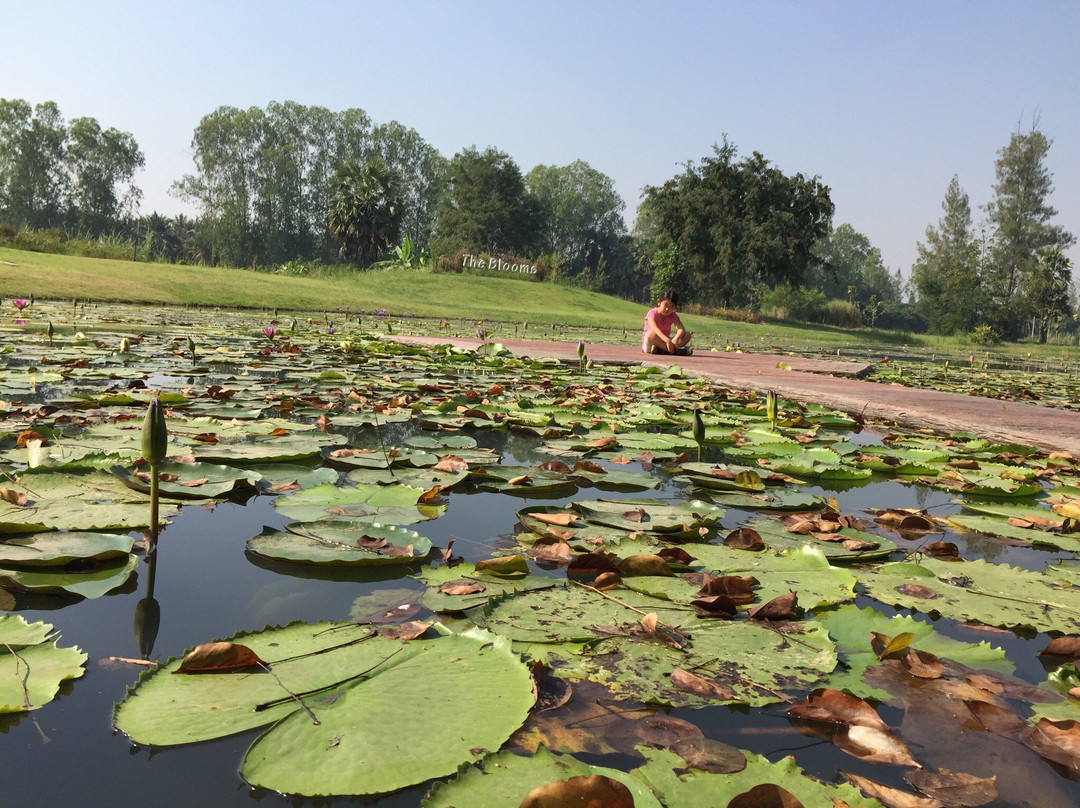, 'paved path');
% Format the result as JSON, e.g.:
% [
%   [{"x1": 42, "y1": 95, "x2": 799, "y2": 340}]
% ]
[{"x1": 395, "y1": 336, "x2": 1080, "y2": 457}]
